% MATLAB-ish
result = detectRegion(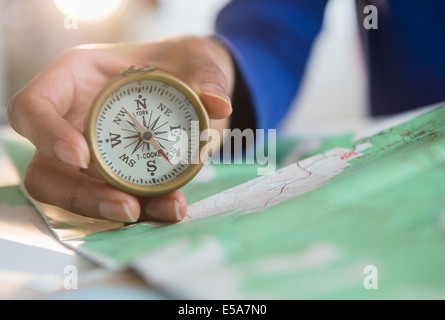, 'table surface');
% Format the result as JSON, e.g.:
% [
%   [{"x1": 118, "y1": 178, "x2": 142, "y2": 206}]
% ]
[{"x1": 0, "y1": 128, "x2": 165, "y2": 300}]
